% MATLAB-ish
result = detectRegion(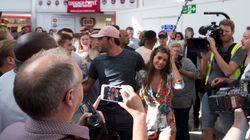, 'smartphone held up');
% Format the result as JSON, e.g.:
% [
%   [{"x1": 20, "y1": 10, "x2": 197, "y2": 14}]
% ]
[{"x1": 100, "y1": 84, "x2": 123, "y2": 103}]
